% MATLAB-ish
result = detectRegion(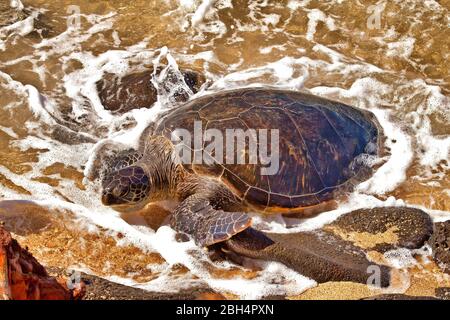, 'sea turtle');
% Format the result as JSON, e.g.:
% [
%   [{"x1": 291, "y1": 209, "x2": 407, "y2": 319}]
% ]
[{"x1": 100, "y1": 87, "x2": 383, "y2": 248}]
